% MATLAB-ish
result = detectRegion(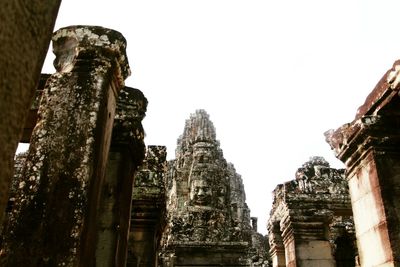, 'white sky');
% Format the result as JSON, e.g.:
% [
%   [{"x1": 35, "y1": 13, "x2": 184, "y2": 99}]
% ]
[{"x1": 34, "y1": 0, "x2": 400, "y2": 234}]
